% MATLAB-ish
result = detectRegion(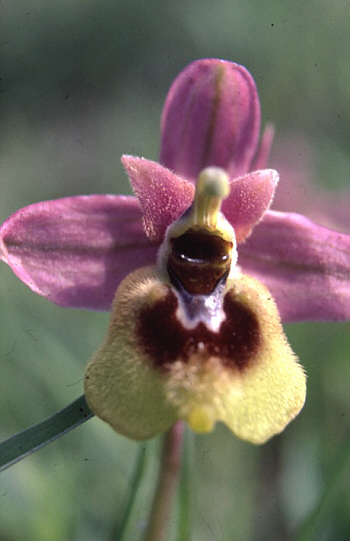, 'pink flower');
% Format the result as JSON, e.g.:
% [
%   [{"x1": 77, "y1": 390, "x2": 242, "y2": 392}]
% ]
[
  {"x1": 1, "y1": 59, "x2": 350, "y2": 443},
  {"x1": 1, "y1": 59, "x2": 349, "y2": 323}
]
